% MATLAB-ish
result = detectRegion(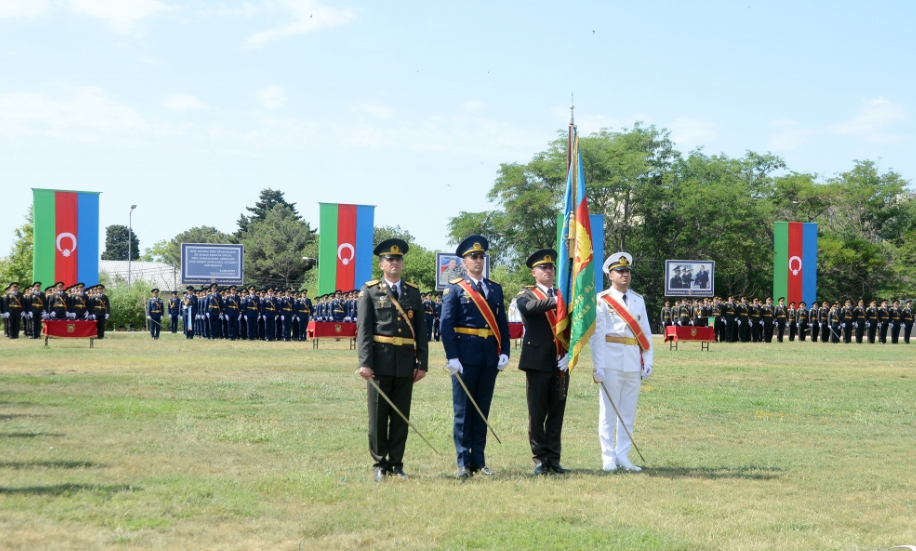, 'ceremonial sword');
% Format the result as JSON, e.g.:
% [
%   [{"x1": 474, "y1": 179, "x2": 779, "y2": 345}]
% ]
[
  {"x1": 451, "y1": 369, "x2": 502, "y2": 444},
  {"x1": 599, "y1": 381, "x2": 646, "y2": 463},
  {"x1": 359, "y1": 372, "x2": 440, "y2": 455}
]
